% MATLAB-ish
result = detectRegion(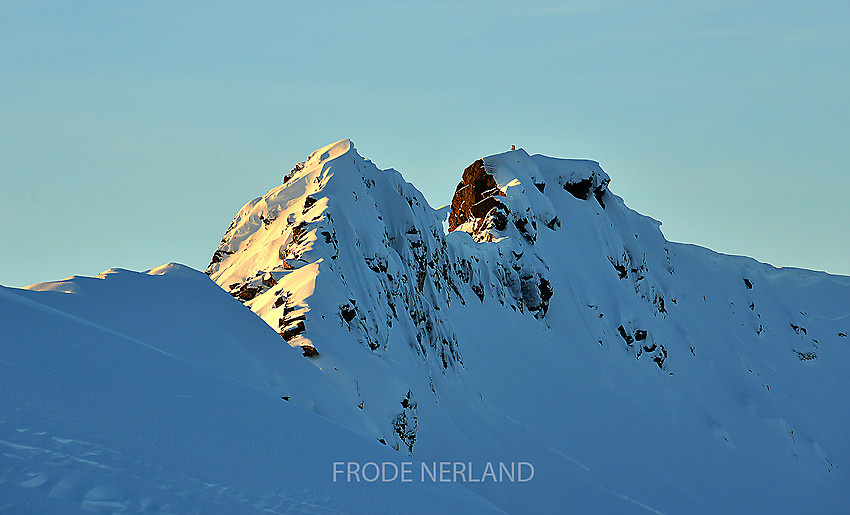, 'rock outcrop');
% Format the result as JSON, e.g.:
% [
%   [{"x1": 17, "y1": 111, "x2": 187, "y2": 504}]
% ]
[{"x1": 448, "y1": 159, "x2": 505, "y2": 231}]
